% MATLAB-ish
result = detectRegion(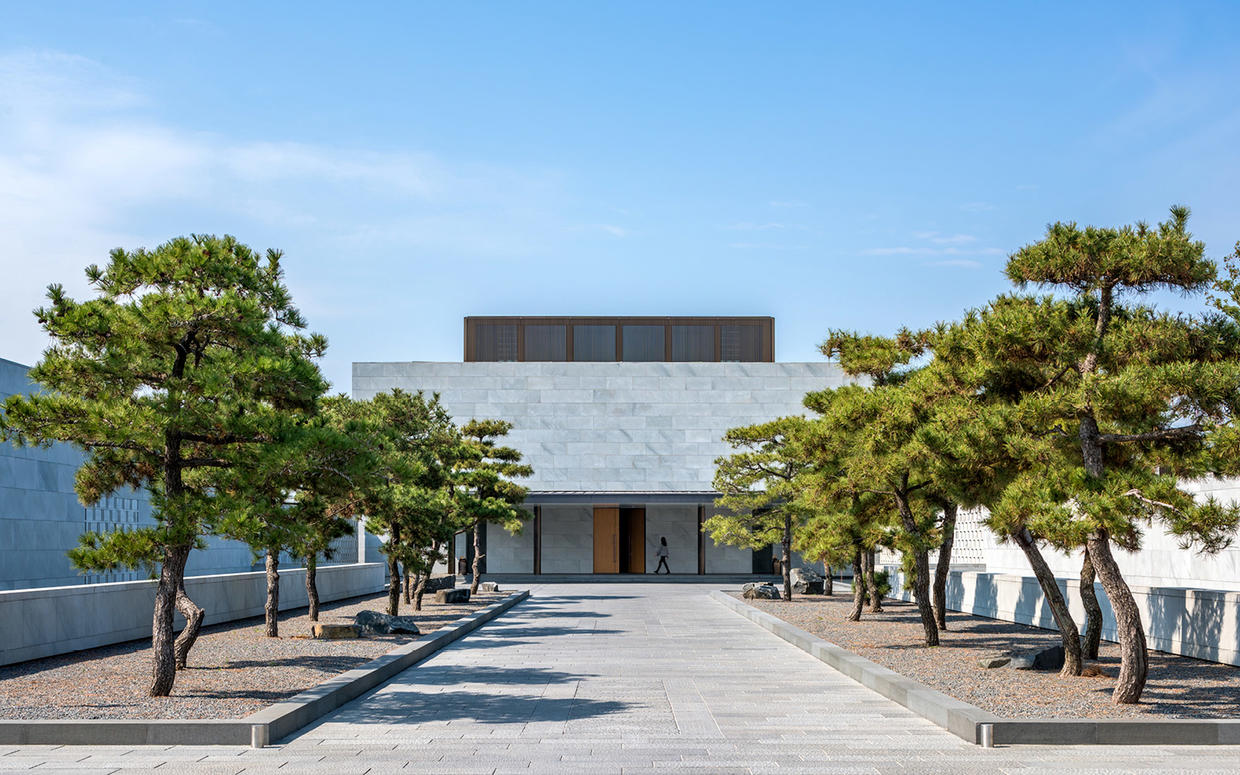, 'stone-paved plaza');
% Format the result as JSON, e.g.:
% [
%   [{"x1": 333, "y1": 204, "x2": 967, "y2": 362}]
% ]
[{"x1": 4, "y1": 583, "x2": 1240, "y2": 774}]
